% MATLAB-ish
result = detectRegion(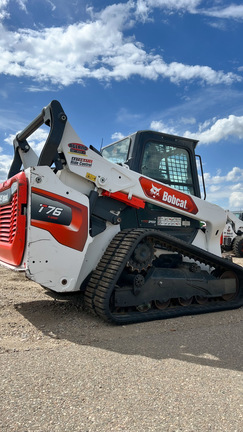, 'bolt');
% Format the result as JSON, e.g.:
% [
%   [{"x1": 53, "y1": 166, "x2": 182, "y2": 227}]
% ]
[
  {"x1": 35, "y1": 176, "x2": 42, "y2": 183},
  {"x1": 99, "y1": 177, "x2": 106, "y2": 184},
  {"x1": 59, "y1": 113, "x2": 67, "y2": 122},
  {"x1": 61, "y1": 279, "x2": 68, "y2": 285}
]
